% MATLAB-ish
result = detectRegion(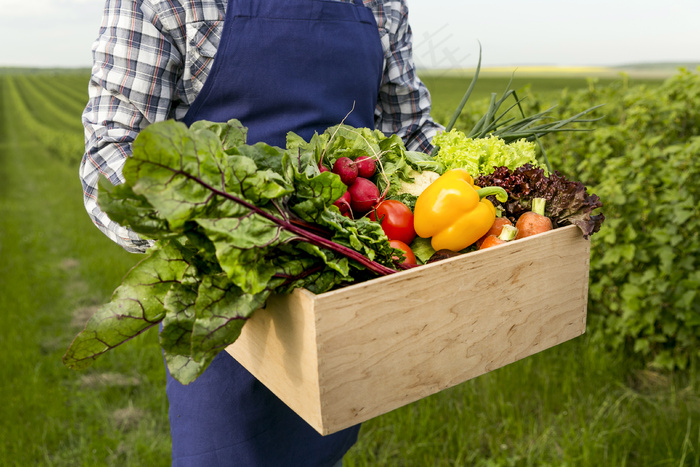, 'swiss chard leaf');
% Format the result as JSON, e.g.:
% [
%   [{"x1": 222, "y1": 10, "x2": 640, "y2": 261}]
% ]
[
  {"x1": 96, "y1": 178, "x2": 170, "y2": 239},
  {"x1": 63, "y1": 240, "x2": 190, "y2": 369},
  {"x1": 124, "y1": 121, "x2": 229, "y2": 230},
  {"x1": 190, "y1": 273, "x2": 270, "y2": 363},
  {"x1": 190, "y1": 119, "x2": 248, "y2": 150},
  {"x1": 160, "y1": 274, "x2": 205, "y2": 384}
]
